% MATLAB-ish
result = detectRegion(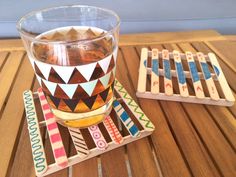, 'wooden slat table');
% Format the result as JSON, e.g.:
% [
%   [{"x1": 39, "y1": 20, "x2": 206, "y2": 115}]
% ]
[{"x1": 0, "y1": 30, "x2": 235, "y2": 177}]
